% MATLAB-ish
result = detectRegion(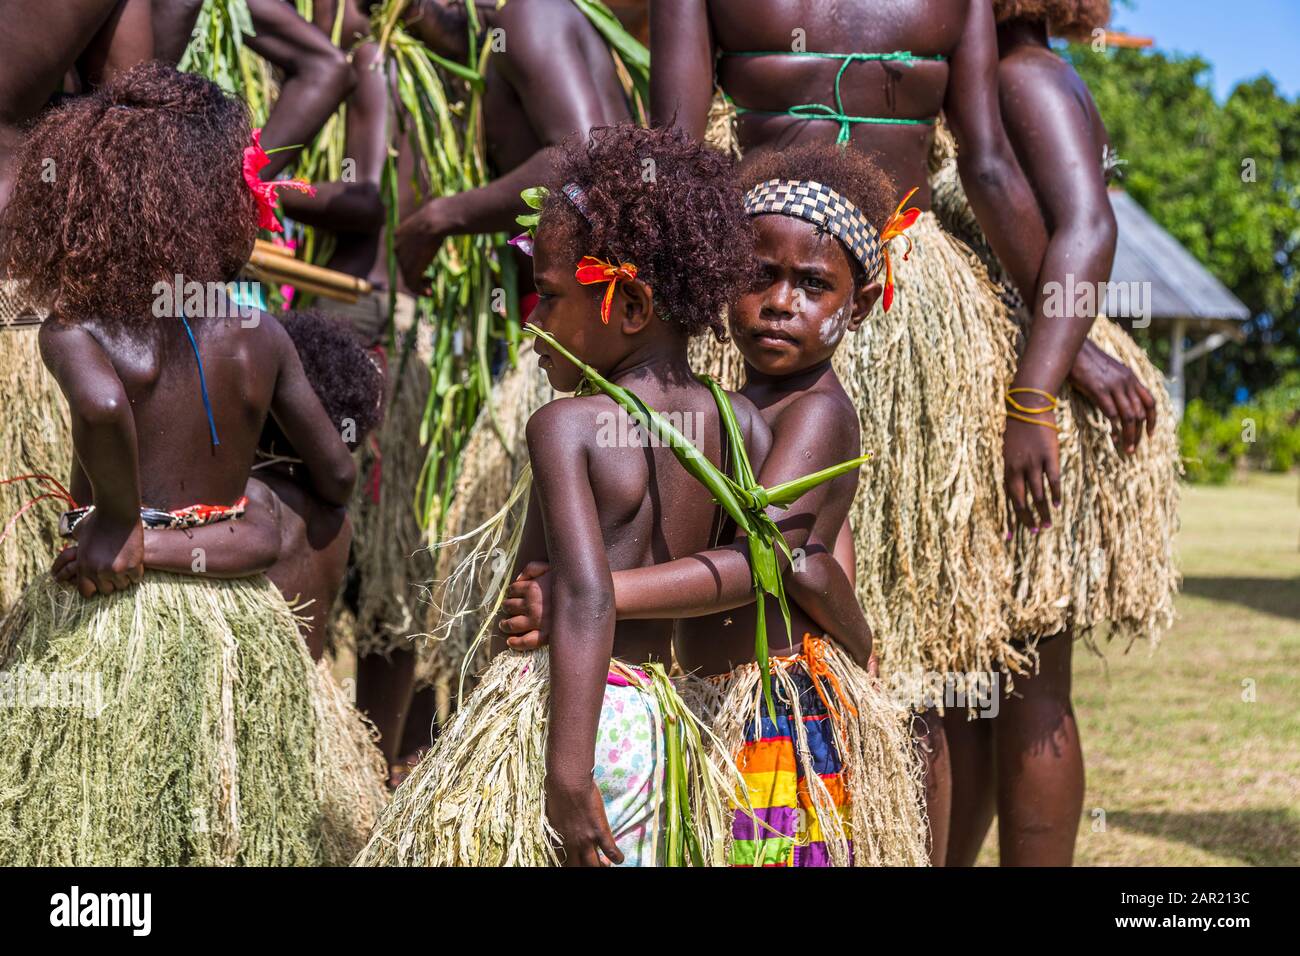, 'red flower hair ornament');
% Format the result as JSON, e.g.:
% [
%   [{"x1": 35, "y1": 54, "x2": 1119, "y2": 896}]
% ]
[
  {"x1": 574, "y1": 255, "x2": 639, "y2": 324},
  {"x1": 242, "y1": 128, "x2": 315, "y2": 233},
  {"x1": 879, "y1": 187, "x2": 922, "y2": 312}
]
